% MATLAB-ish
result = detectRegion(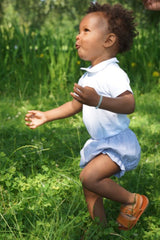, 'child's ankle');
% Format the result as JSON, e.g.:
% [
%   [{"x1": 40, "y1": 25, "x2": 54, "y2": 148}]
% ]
[{"x1": 127, "y1": 193, "x2": 137, "y2": 205}]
